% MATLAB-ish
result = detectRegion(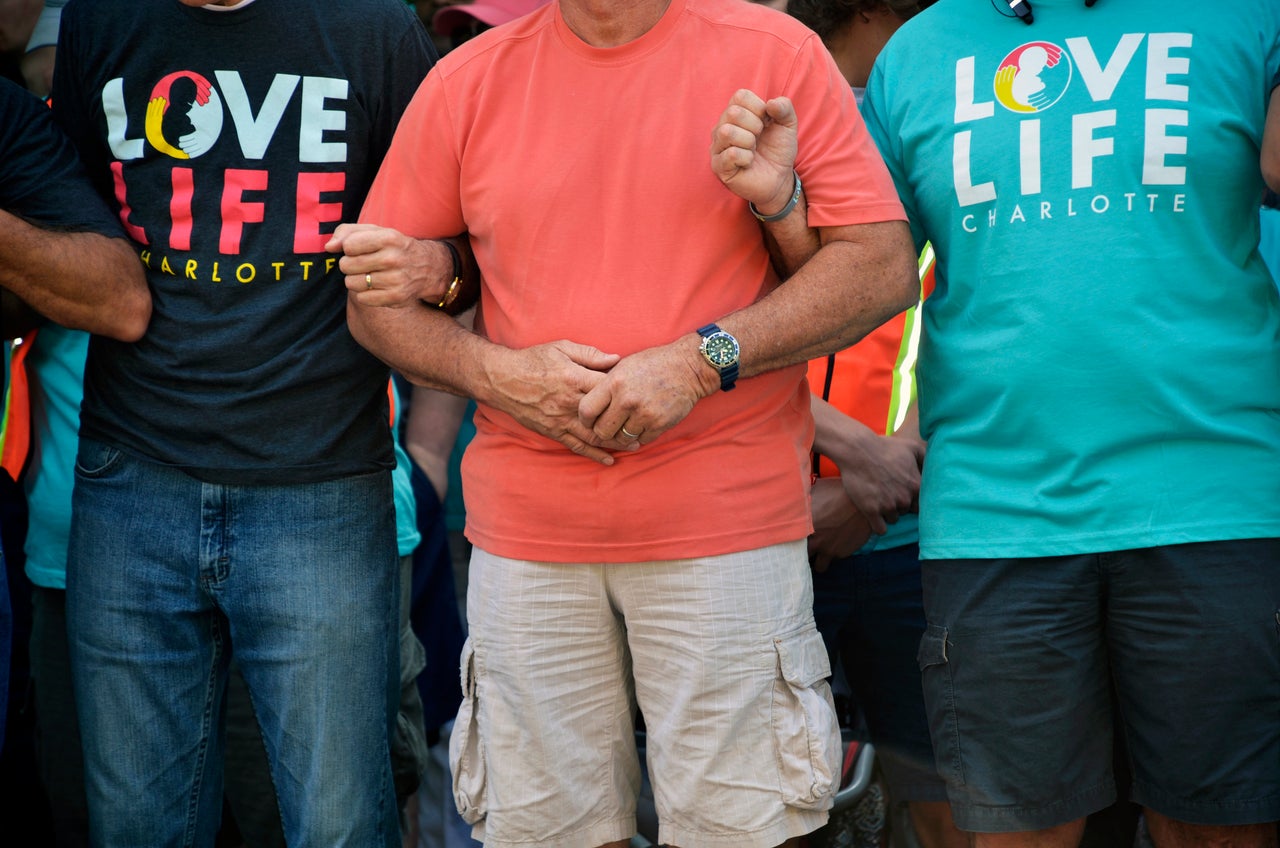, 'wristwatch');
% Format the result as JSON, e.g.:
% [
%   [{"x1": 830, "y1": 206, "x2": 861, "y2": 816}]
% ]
[{"x1": 697, "y1": 323, "x2": 740, "y2": 392}]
